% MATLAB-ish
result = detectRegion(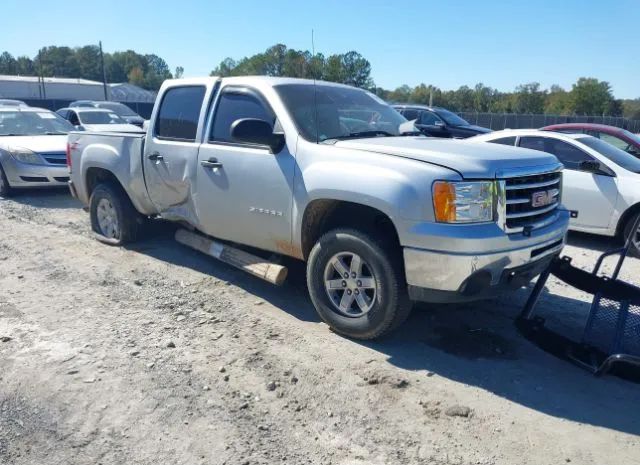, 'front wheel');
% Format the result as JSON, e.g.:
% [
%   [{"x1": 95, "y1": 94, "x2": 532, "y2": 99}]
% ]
[
  {"x1": 623, "y1": 212, "x2": 640, "y2": 257},
  {"x1": 306, "y1": 228, "x2": 412, "y2": 340},
  {"x1": 89, "y1": 183, "x2": 141, "y2": 245}
]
